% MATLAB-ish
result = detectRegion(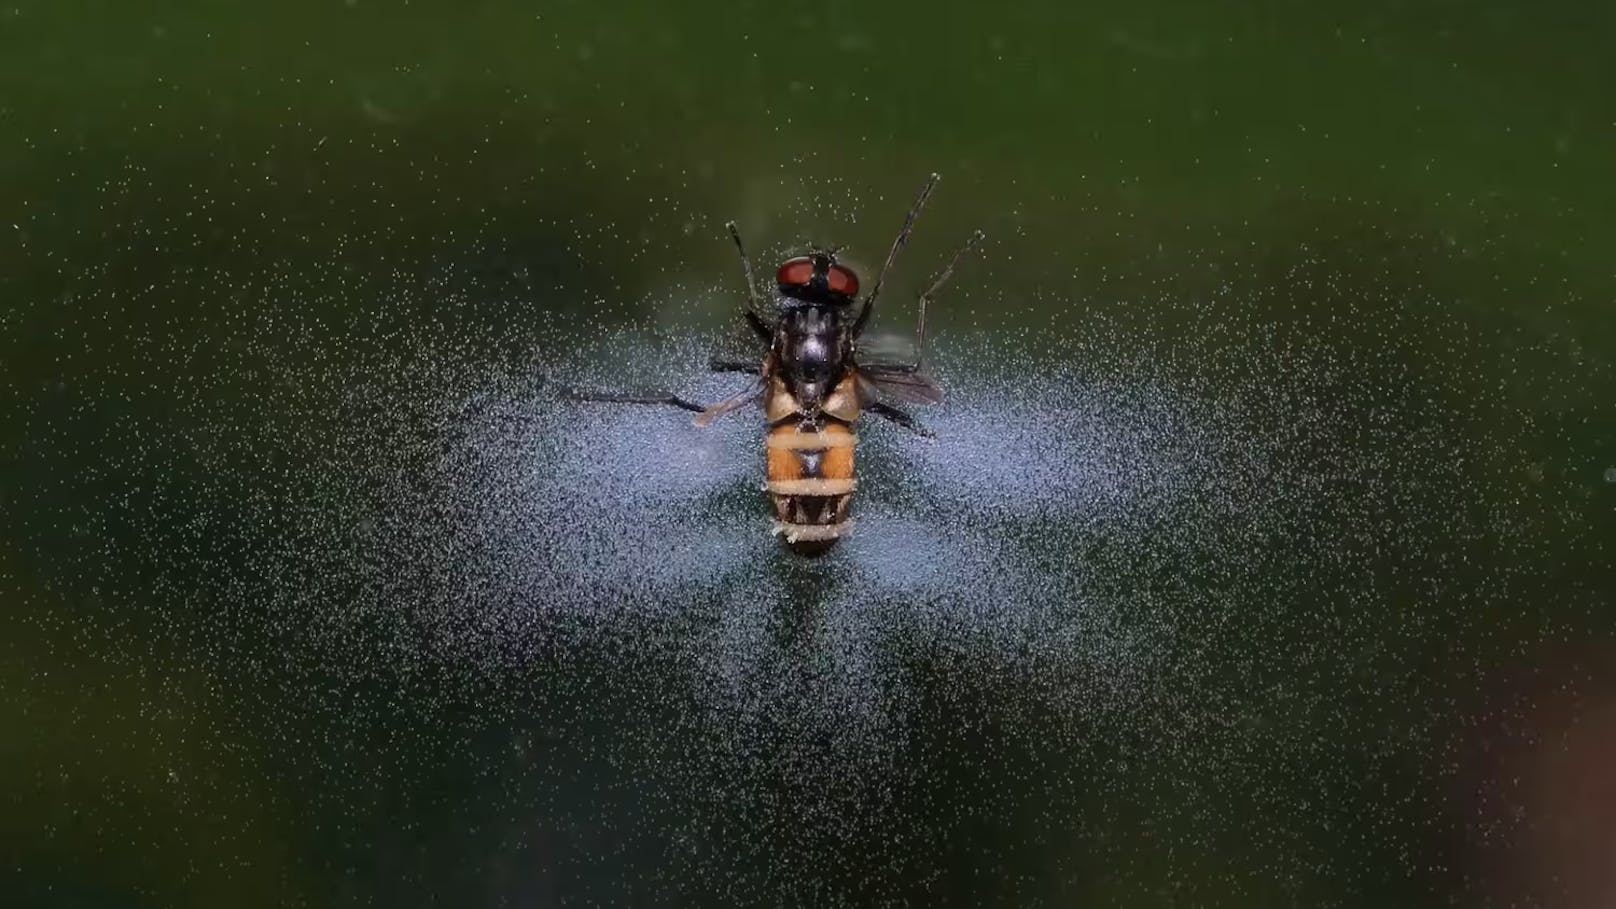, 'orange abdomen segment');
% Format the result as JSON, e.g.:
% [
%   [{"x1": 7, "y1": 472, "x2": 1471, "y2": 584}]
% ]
[{"x1": 765, "y1": 422, "x2": 858, "y2": 554}]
